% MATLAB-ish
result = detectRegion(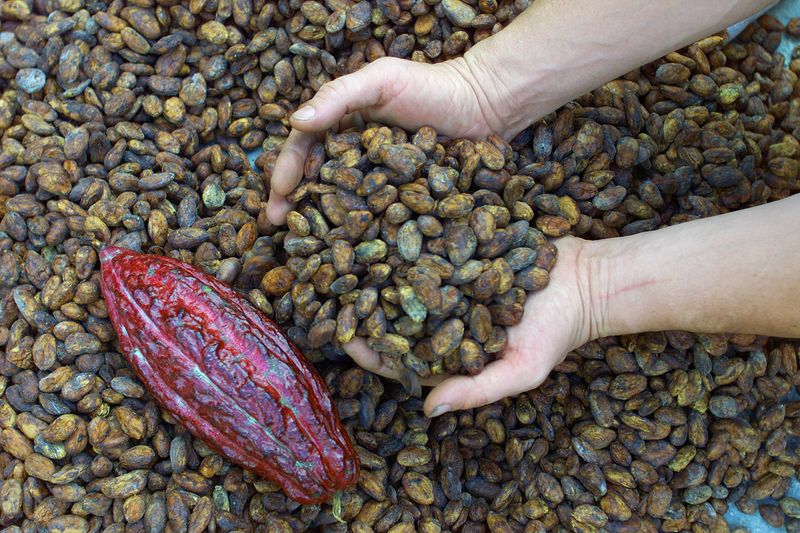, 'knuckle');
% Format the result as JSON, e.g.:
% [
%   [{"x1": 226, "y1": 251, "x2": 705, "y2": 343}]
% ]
[
  {"x1": 272, "y1": 169, "x2": 302, "y2": 195},
  {"x1": 276, "y1": 150, "x2": 301, "y2": 173},
  {"x1": 285, "y1": 140, "x2": 309, "y2": 160},
  {"x1": 470, "y1": 377, "x2": 491, "y2": 408},
  {"x1": 316, "y1": 80, "x2": 346, "y2": 100},
  {"x1": 371, "y1": 56, "x2": 401, "y2": 71}
]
